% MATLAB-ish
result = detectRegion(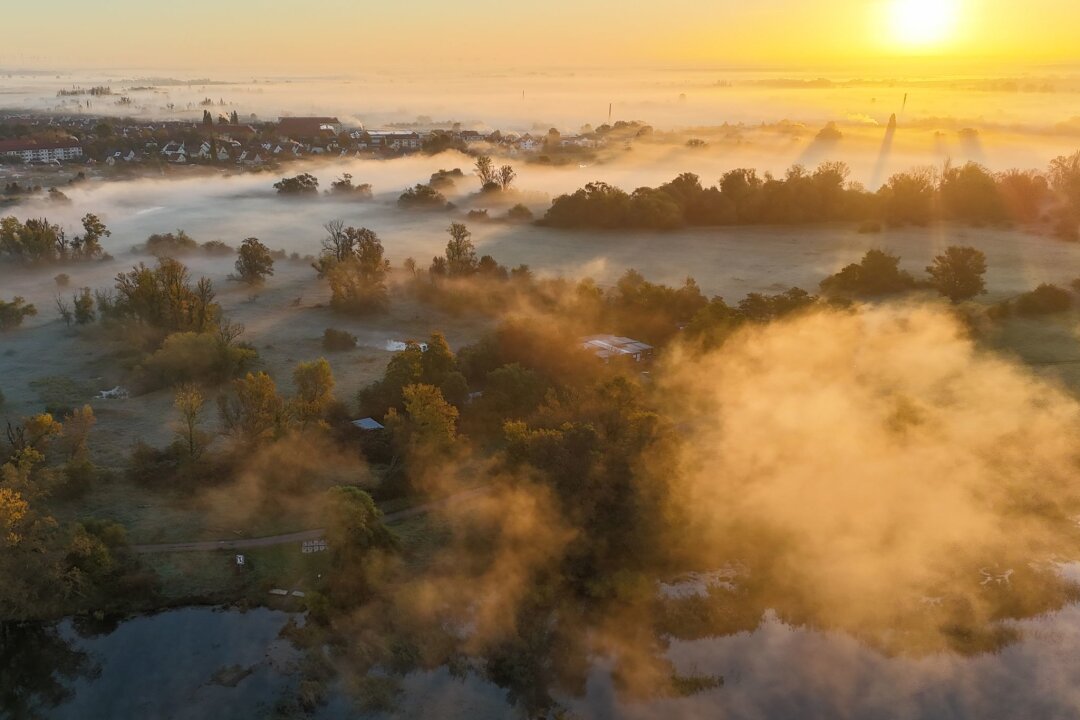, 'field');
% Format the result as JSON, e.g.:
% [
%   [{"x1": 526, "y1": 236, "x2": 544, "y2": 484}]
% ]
[{"x1": 2, "y1": 187, "x2": 1080, "y2": 552}]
